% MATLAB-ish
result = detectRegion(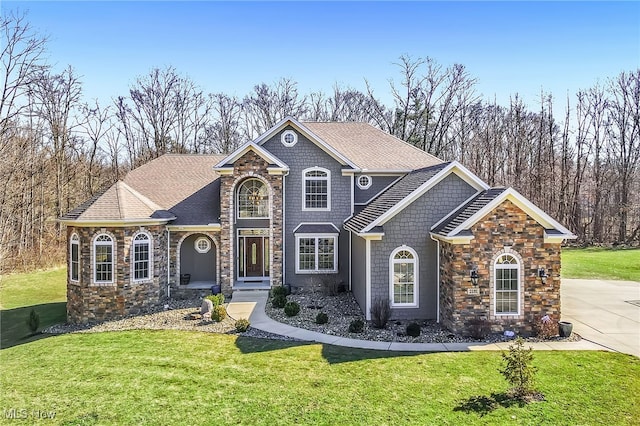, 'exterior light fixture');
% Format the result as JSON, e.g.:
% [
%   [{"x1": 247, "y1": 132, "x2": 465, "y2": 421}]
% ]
[
  {"x1": 470, "y1": 268, "x2": 479, "y2": 286},
  {"x1": 538, "y1": 268, "x2": 549, "y2": 284}
]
